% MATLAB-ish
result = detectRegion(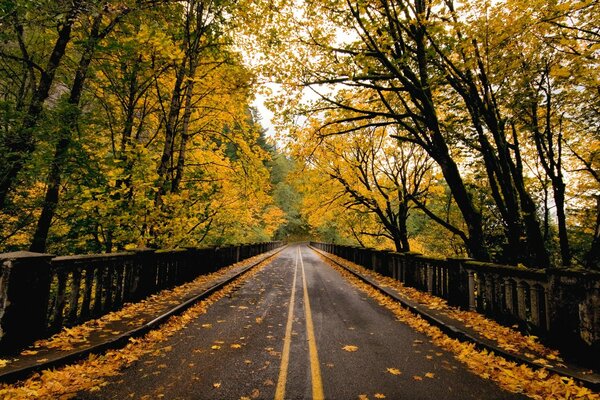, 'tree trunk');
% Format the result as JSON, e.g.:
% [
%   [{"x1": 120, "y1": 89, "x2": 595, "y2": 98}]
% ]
[
  {"x1": 30, "y1": 15, "x2": 101, "y2": 252},
  {"x1": 553, "y1": 180, "x2": 571, "y2": 266},
  {"x1": 585, "y1": 195, "x2": 600, "y2": 270},
  {"x1": 398, "y1": 202, "x2": 410, "y2": 252},
  {"x1": 172, "y1": 57, "x2": 198, "y2": 193},
  {"x1": 431, "y1": 139, "x2": 489, "y2": 260},
  {"x1": 0, "y1": 1, "x2": 82, "y2": 208}
]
